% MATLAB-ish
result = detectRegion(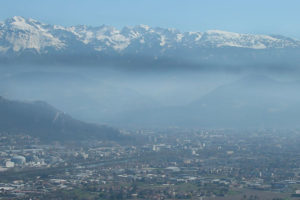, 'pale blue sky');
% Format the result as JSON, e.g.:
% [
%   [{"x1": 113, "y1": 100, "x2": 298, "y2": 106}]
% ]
[{"x1": 1, "y1": 0, "x2": 300, "y2": 38}]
